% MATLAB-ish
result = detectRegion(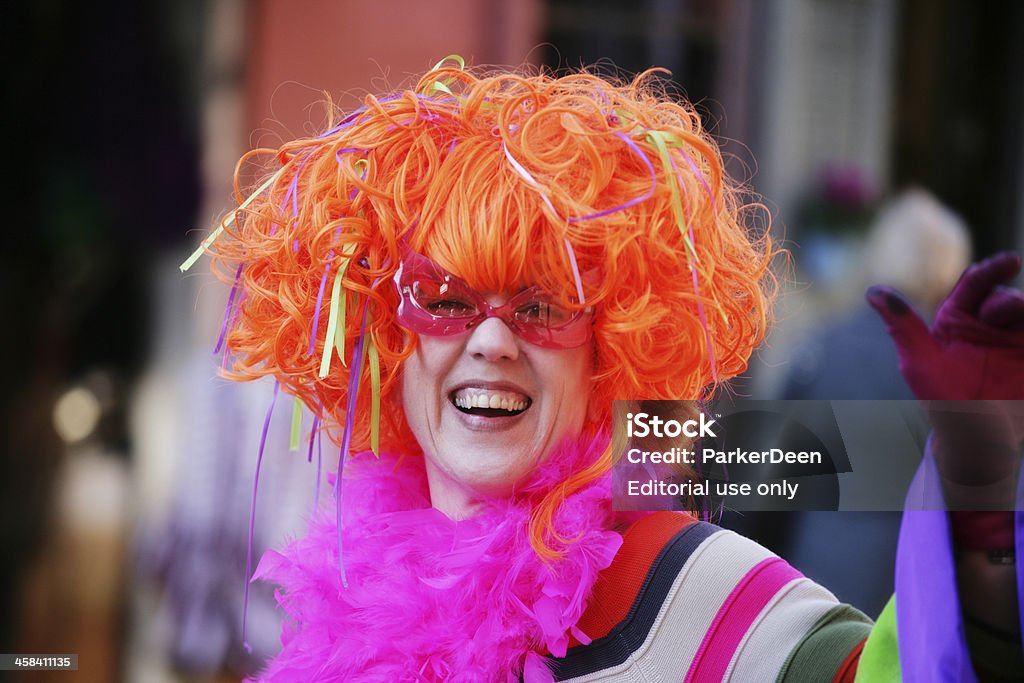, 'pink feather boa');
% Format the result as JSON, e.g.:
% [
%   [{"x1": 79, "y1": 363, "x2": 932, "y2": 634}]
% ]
[{"x1": 250, "y1": 435, "x2": 630, "y2": 681}]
